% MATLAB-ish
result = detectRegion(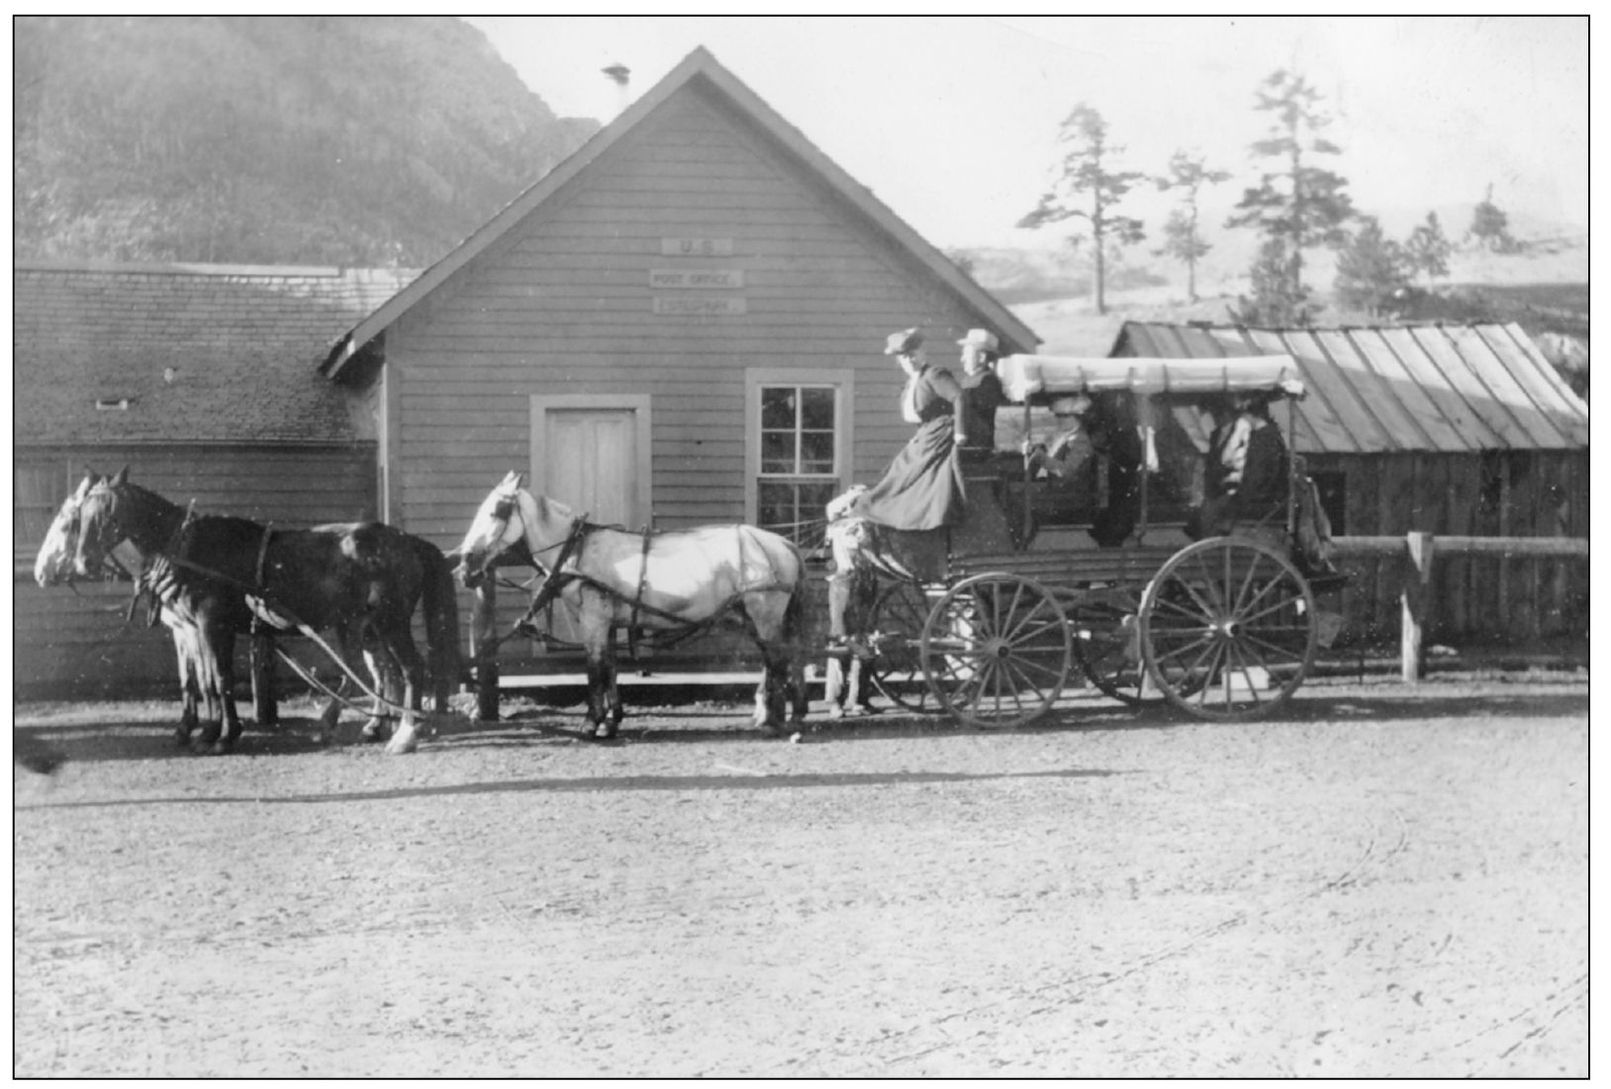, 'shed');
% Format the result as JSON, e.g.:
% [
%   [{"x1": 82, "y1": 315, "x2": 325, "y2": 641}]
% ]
[
  {"x1": 1111, "y1": 321, "x2": 1590, "y2": 644},
  {"x1": 320, "y1": 46, "x2": 1039, "y2": 672},
  {"x1": 14, "y1": 260, "x2": 416, "y2": 696}
]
